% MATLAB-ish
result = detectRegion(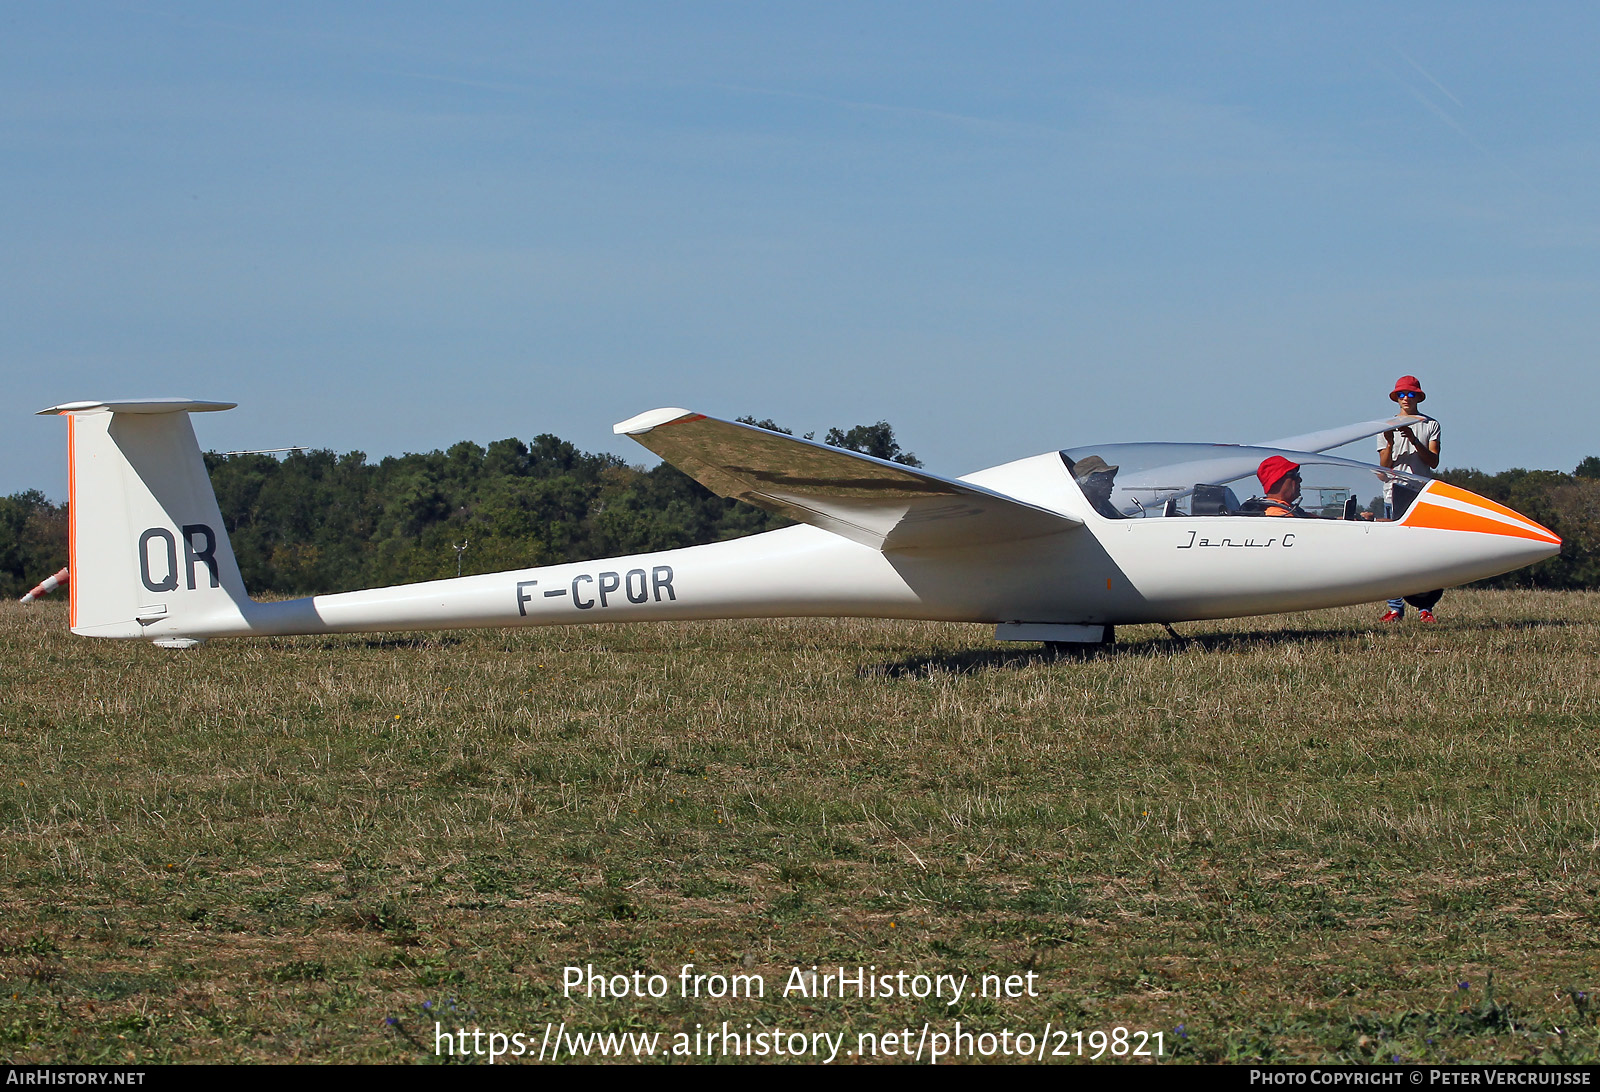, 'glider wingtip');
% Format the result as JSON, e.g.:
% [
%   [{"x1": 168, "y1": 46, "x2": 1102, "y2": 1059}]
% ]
[{"x1": 613, "y1": 407, "x2": 699, "y2": 436}]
